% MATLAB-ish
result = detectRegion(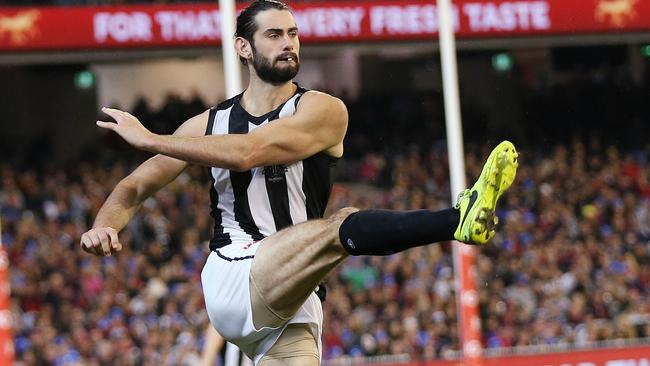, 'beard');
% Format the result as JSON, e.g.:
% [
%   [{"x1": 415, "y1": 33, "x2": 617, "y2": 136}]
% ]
[{"x1": 252, "y1": 49, "x2": 300, "y2": 85}]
